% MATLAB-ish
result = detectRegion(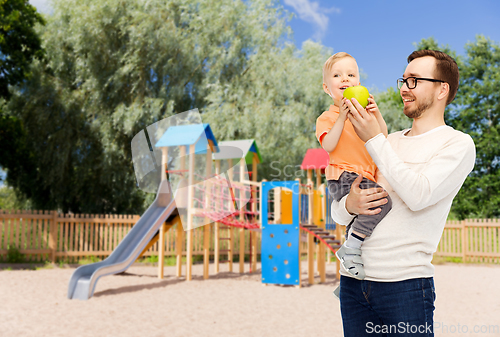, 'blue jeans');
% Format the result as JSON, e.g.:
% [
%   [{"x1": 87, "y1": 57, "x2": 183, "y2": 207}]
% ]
[{"x1": 340, "y1": 276, "x2": 436, "y2": 336}]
